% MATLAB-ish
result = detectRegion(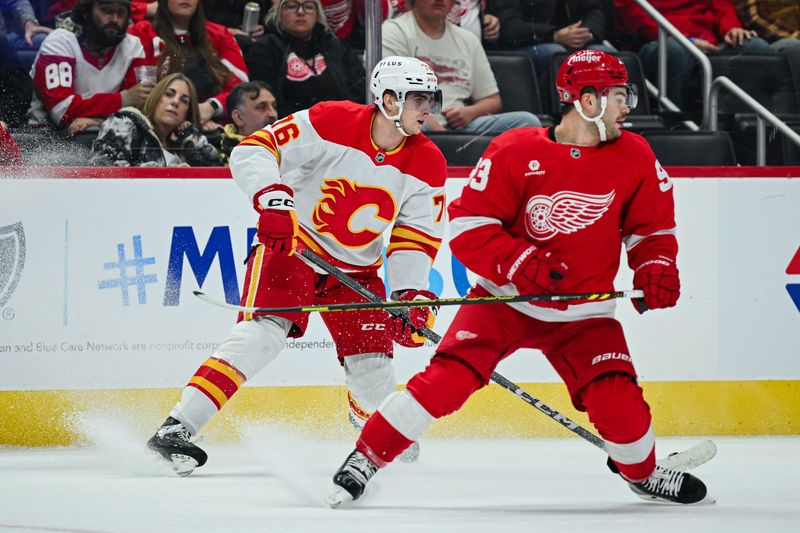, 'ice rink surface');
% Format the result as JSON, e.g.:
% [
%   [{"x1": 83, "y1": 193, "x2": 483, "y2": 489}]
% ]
[{"x1": 0, "y1": 420, "x2": 798, "y2": 533}]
